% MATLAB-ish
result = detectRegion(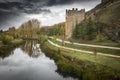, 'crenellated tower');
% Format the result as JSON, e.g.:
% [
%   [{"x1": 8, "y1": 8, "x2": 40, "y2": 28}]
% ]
[{"x1": 65, "y1": 8, "x2": 85, "y2": 39}]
